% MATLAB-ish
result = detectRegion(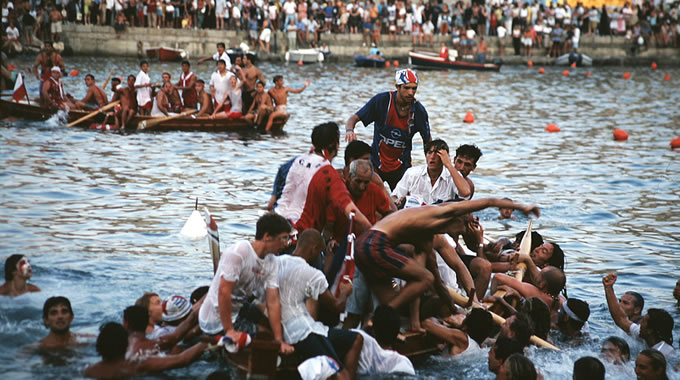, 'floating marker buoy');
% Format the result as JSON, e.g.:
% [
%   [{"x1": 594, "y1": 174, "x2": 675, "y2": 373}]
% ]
[
  {"x1": 664, "y1": 73, "x2": 671, "y2": 81},
  {"x1": 70, "y1": 69, "x2": 79, "y2": 77},
  {"x1": 623, "y1": 72, "x2": 631, "y2": 80},
  {"x1": 562, "y1": 70, "x2": 570, "y2": 77},
  {"x1": 393, "y1": 60, "x2": 399, "y2": 67},
  {"x1": 385, "y1": 61, "x2": 391, "y2": 68},
  {"x1": 527, "y1": 60, "x2": 533, "y2": 67},
  {"x1": 613, "y1": 129, "x2": 629, "y2": 141},
  {"x1": 585, "y1": 72, "x2": 592, "y2": 77},
  {"x1": 7, "y1": 64, "x2": 16, "y2": 71},
  {"x1": 671, "y1": 137, "x2": 680, "y2": 149},
  {"x1": 297, "y1": 60, "x2": 303, "y2": 66},
  {"x1": 463, "y1": 112, "x2": 475, "y2": 123},
  {"x1": 538, "y1": 68, "x2": 545, "y2": 74},
  {"x1": 570, "y1": 63, "x2": 576, "y2": 68},
  {"x1": 651, "y1": 62, "x2": 657, "y2": 70},
  {"x1": 545, "y1": 124, "x2": 560, "y2": 133}
]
